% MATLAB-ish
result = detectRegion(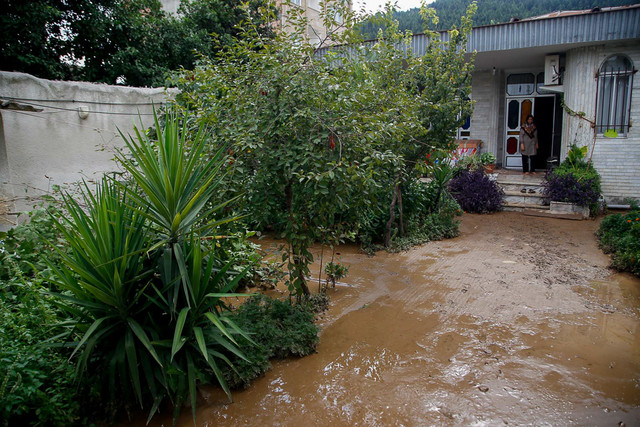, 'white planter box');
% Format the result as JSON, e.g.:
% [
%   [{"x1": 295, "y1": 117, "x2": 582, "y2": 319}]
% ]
[{"x1": 549, "y1": 201, "x2": 589, "y2": 219}]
